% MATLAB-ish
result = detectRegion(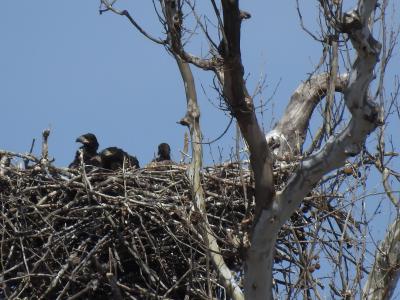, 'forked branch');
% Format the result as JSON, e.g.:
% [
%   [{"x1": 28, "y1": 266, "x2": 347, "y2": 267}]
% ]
[
  {"x1": 163, "y1": 1, "x2": 244, "y2": 299},
  {"x1": 220, "y1": 0, "x2": 274, "y2": 215},
  {"x1": 277, "y1": 0, "x2": 382, "y2": 226},
  {"x1": 266, "y1": 73, "x2": 348, "y2": 159}
]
